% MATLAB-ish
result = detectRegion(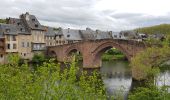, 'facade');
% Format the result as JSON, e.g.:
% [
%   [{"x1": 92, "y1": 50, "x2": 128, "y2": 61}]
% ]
[
  {"x1": 0, "y1": 12, "x2": 47, "y2": 63},
  {"x1": 19, "y1": 12, "x2": 46, "y2": 52},
  {"x1": 45, "y1": 27, "x2": 68, "y2": 46}
]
